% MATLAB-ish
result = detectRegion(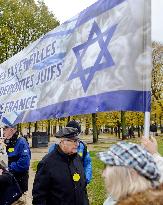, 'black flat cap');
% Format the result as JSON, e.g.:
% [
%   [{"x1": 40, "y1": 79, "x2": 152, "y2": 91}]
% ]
[
  {"x1": 55, "y1": 127, "x2": 79, "y2": 139},
  {"x1": 66, "y1": 120, "x2": 81, "y2": 133}
]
